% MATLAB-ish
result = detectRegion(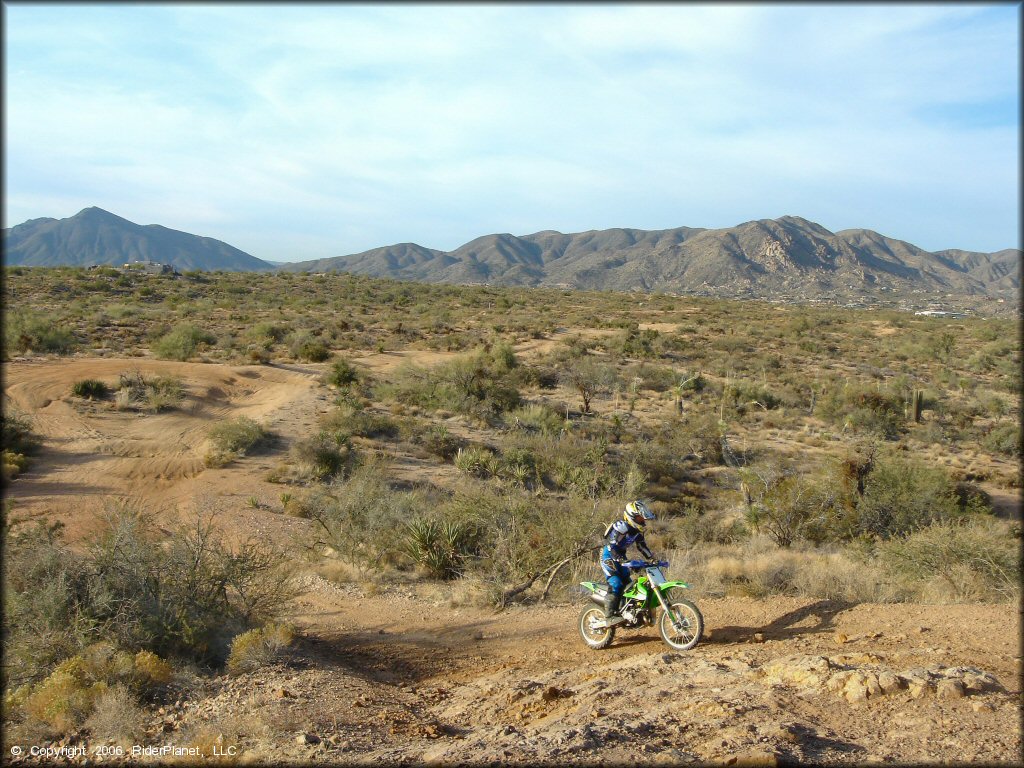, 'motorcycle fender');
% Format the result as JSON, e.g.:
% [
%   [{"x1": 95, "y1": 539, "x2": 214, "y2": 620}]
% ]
[{"x1": 658, "y1": 580, "x2": 691, "y2": 591}]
